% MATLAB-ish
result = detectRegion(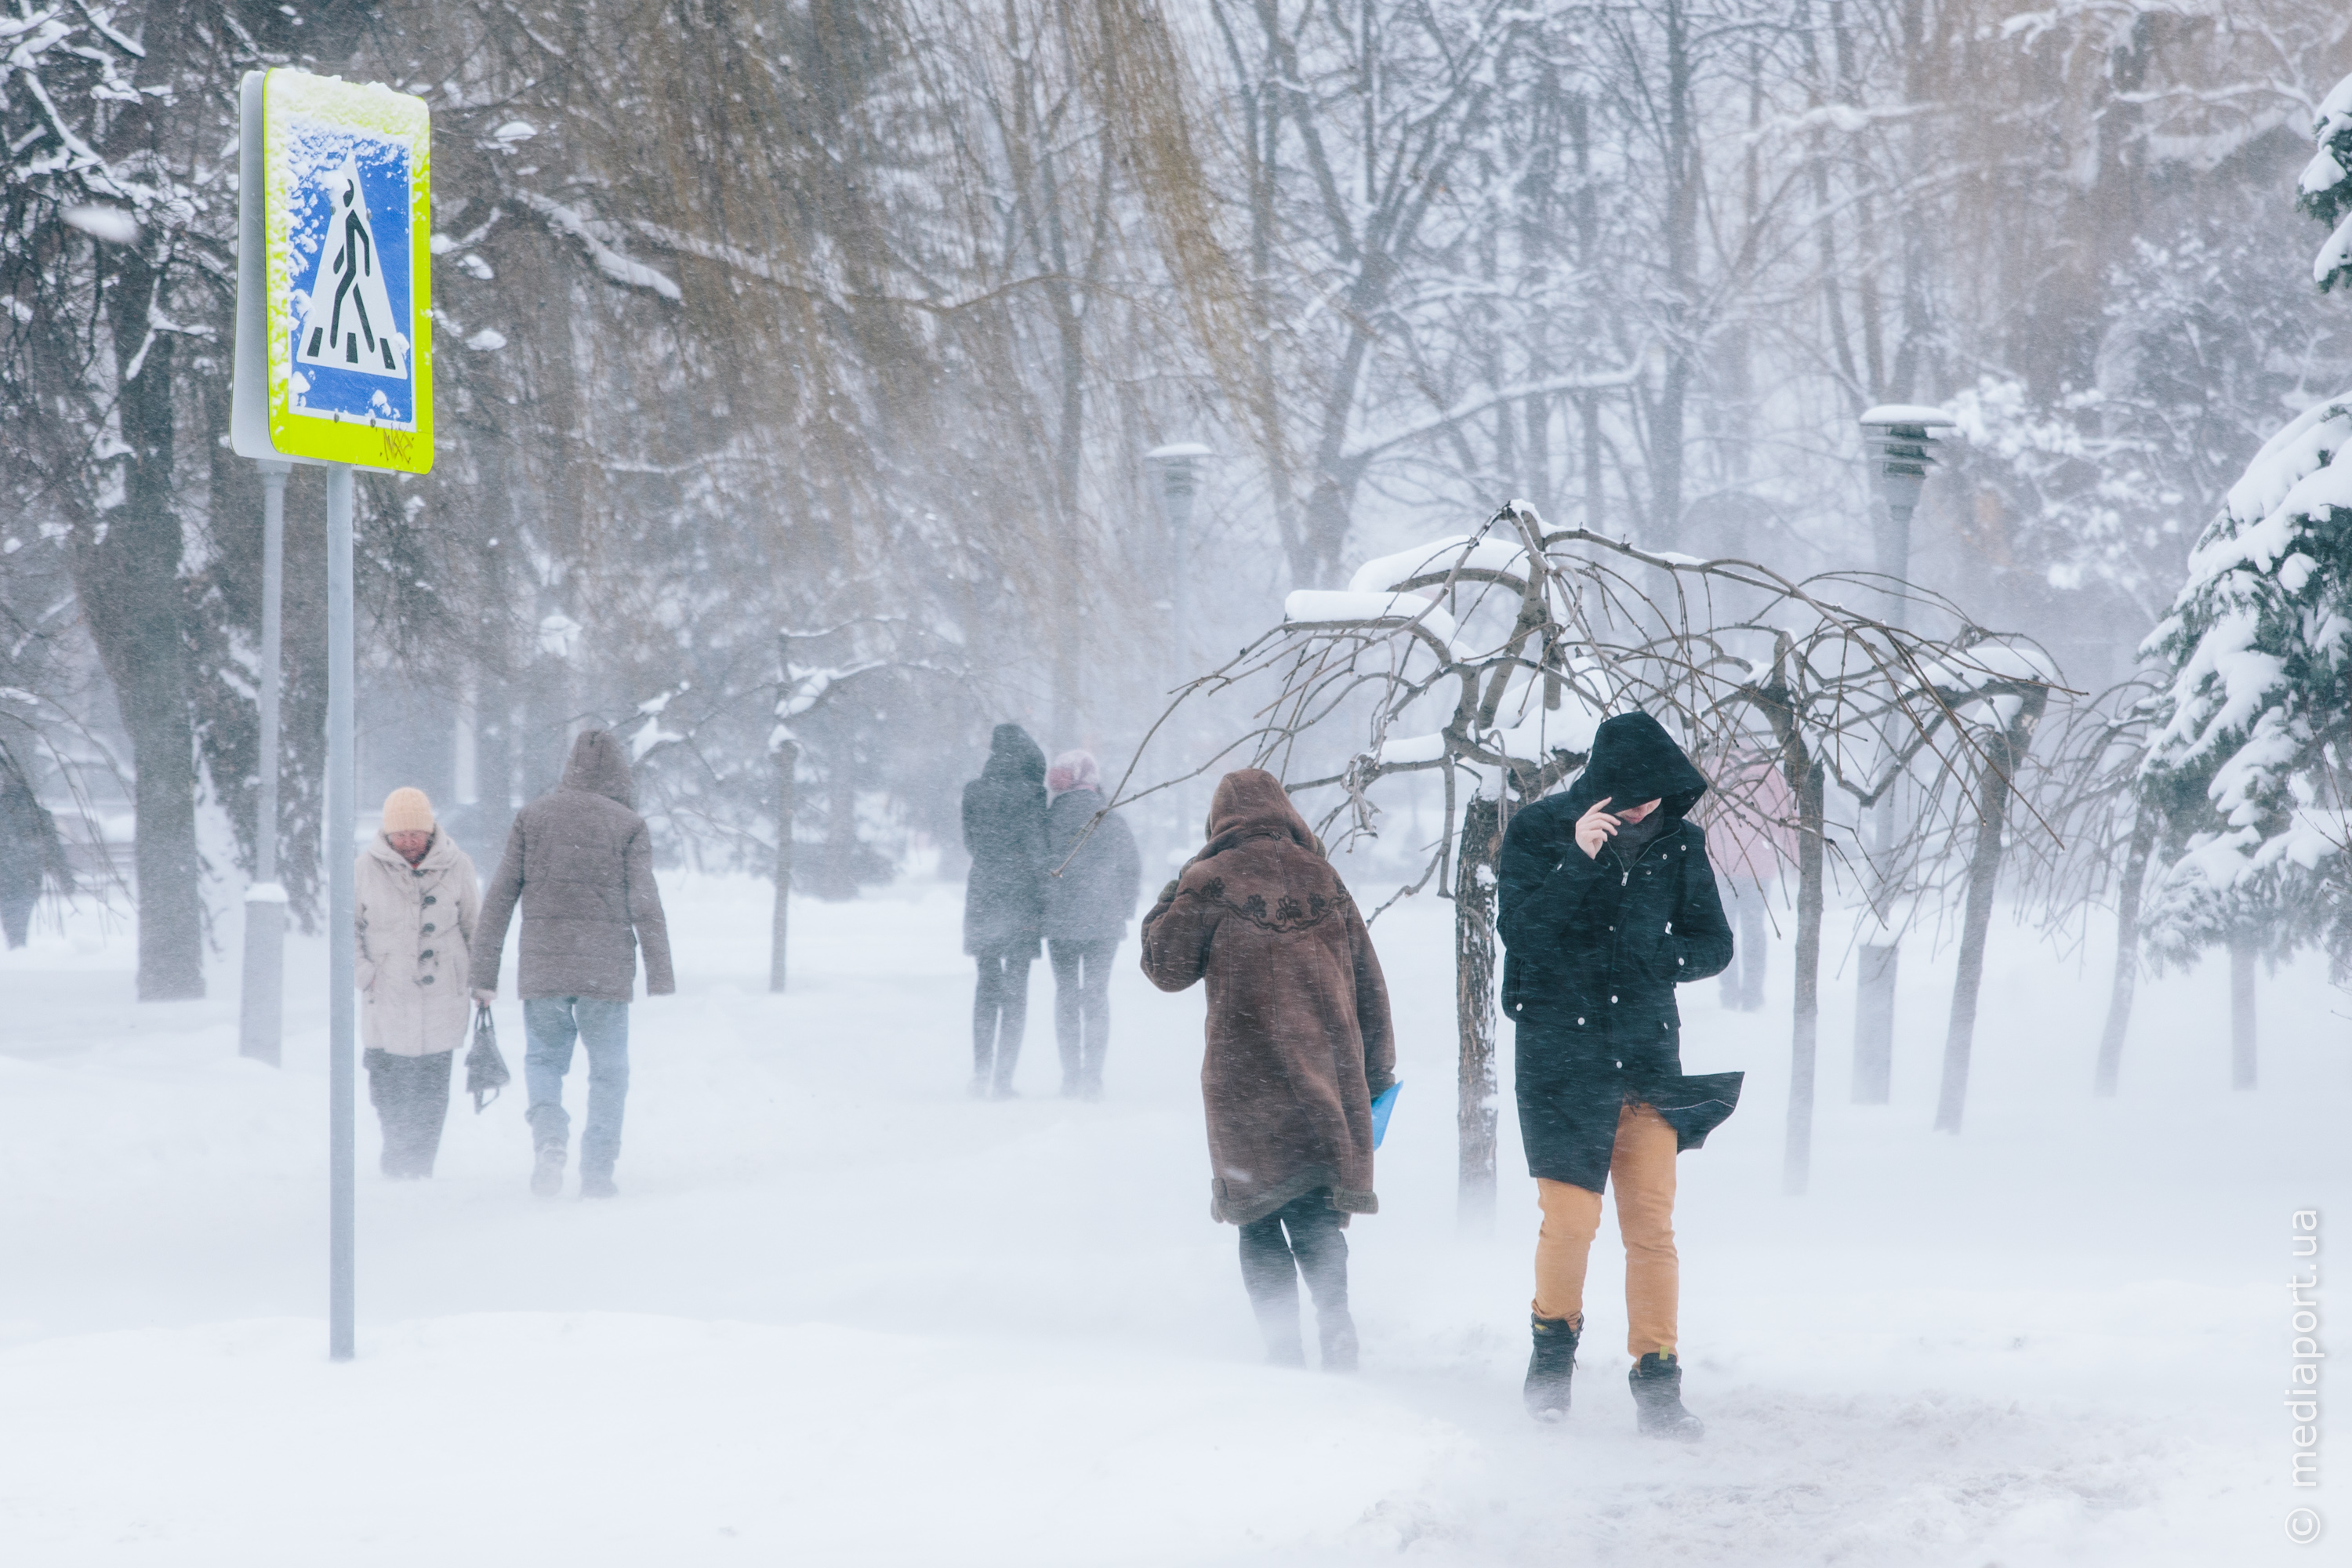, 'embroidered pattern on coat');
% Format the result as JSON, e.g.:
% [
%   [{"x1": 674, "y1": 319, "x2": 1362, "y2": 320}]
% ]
[{"x1": 1192, "y1": 876, "x2": 1348, "y2": 933}]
